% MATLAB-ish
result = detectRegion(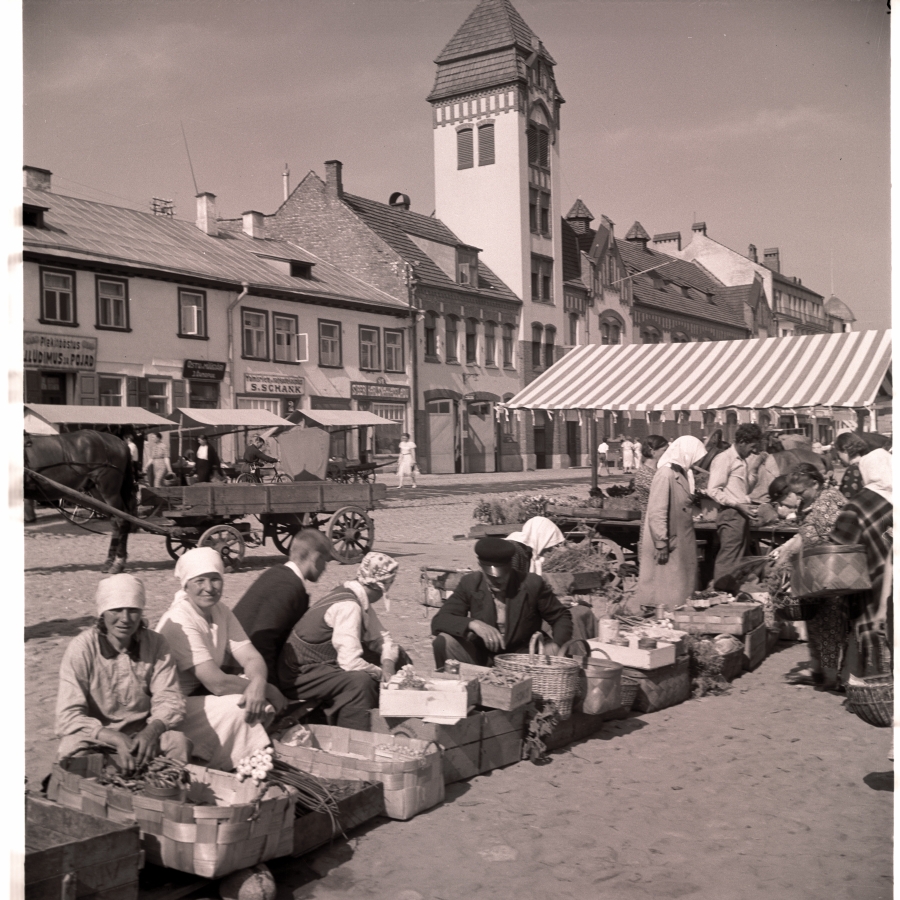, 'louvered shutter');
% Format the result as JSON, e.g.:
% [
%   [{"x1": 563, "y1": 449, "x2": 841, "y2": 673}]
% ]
[
  {"x1": 457, "y1": 129, "x2": 473, "y2": 169},
  {"x1": 538, "y1": 130, "x2": 549, "y2": 168},
  {"x1": 478, "y1": 123, "x2": 495, "y2": 166}
]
